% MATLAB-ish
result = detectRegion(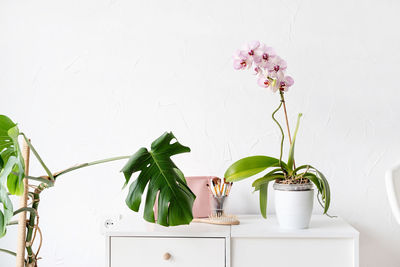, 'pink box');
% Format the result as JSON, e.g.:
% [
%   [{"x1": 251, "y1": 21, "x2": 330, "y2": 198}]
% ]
[
  {"x1": 154, "y1": 176, "x2": 219, "y2": 219},
  {"x1": 186, "y1": 176, "x2": 218, "y2": 218}
]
